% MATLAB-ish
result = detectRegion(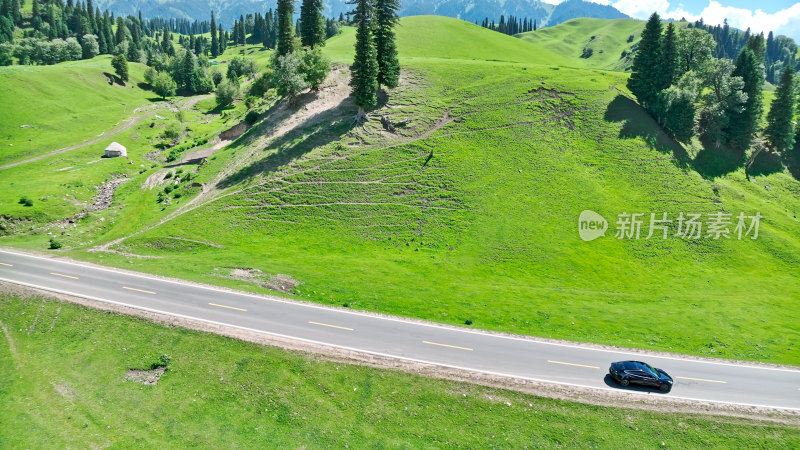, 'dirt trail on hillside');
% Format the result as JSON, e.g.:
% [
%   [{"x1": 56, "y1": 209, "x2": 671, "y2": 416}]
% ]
[
  {"x1": 0, "y1": 94, "x2": 211, "y2": 172},
  {"x1": 91, "y1": 68, "x2": 354, "y2": 254}
]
